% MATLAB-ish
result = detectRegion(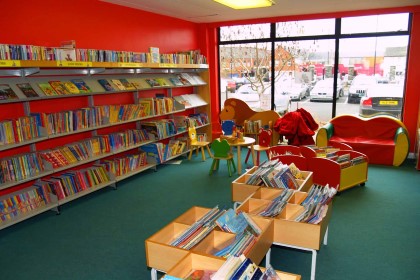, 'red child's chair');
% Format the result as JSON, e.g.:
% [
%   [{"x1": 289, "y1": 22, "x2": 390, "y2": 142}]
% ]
[{"x1": 245, "y1": 128, "x2": 272, "y2": 166}]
